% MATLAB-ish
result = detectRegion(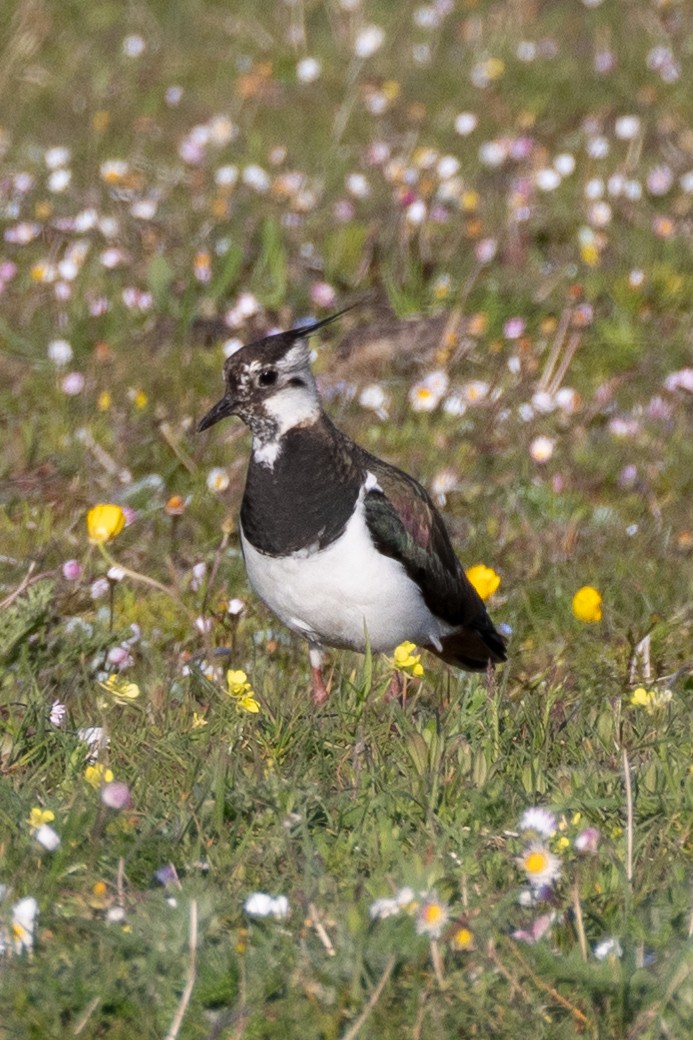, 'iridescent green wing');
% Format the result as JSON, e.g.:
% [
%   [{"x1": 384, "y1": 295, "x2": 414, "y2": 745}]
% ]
[{"x1": 359, "y1": 451, "x2": 482, "y2": 627}]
